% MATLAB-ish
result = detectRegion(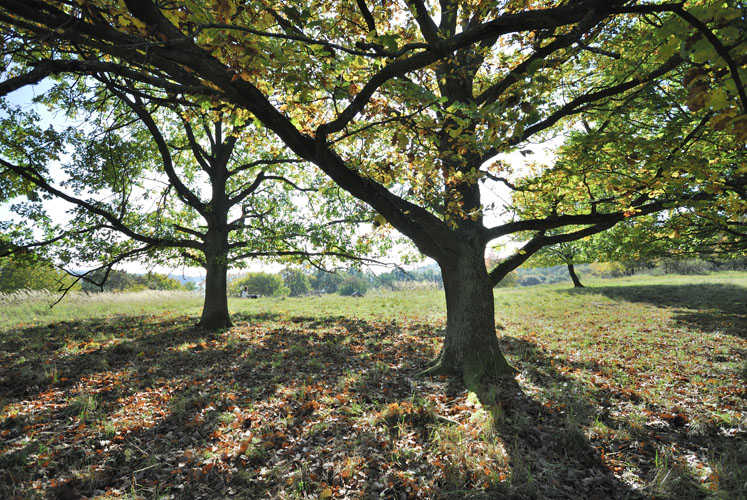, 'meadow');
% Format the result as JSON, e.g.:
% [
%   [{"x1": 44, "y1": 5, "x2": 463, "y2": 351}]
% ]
[{"x1": 1, "y1": 272, "x2": 745, "y2": 499}]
